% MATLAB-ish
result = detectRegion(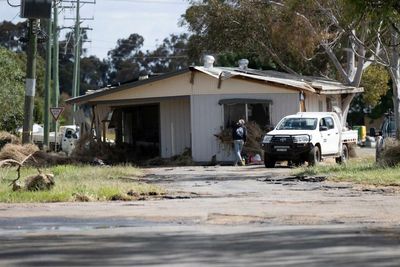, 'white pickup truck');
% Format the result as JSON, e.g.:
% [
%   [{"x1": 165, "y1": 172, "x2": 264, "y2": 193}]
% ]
[
  {"x1": 261, "y1": 112, "x2": 358, "y2": 167},
  {"x1": 32, "y1": 125, "x2": 80, "y2": 155}
]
